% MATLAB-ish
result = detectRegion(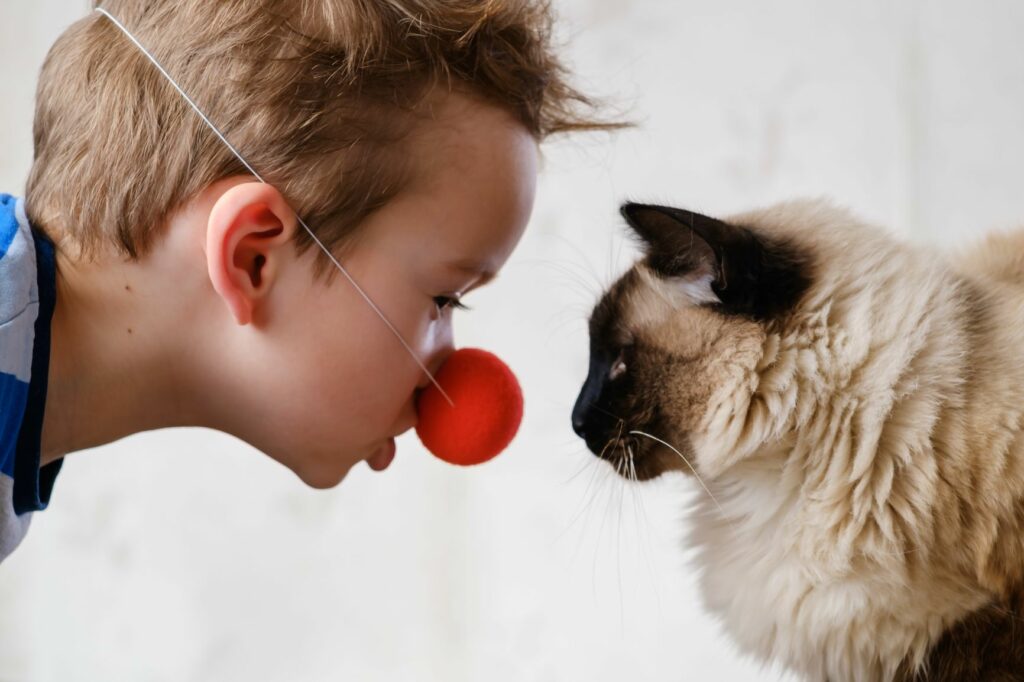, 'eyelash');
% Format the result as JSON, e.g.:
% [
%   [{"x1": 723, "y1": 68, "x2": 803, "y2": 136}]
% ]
[{"x1": 433, "y1": 295, "x2": 471, "y2": 313}]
